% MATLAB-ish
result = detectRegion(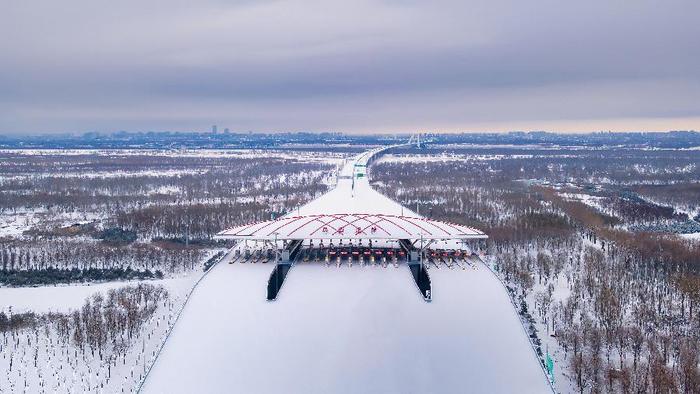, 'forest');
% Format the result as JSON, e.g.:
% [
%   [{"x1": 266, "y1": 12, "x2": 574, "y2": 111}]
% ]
[
  {"x1": 0, "y1": 149, "x2": 339, "y2": 284},
  {"x1": 372, "y1": 146, "x2": 700, "y2": 393}
]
